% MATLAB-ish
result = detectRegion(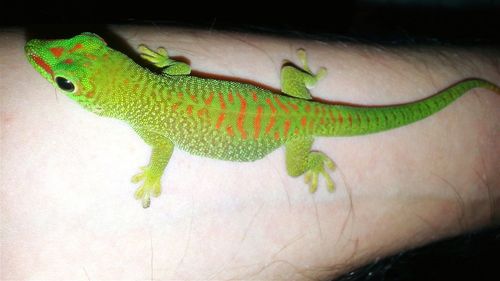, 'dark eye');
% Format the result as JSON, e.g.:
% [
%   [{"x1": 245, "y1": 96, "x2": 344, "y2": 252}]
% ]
[{"x1": 55, "y1": 77, "x2": 75, "y2": 92}]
